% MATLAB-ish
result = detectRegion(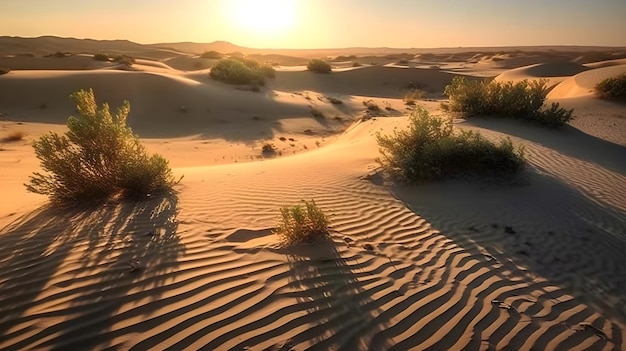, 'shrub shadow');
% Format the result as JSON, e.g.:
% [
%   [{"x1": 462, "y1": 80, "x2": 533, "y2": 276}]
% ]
[
  {"x1": 465, "y1": 117, "x2": 626, "y2": 174},
  {"x1": 282, "y1": 239, "x2": 391, "y2": 350},
  {"x1": 0, "y1": 192, "x2": 183, "y2": 350},
  {"x1": 387, "y1": 170, "x2": 626, "y2": 328}
]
